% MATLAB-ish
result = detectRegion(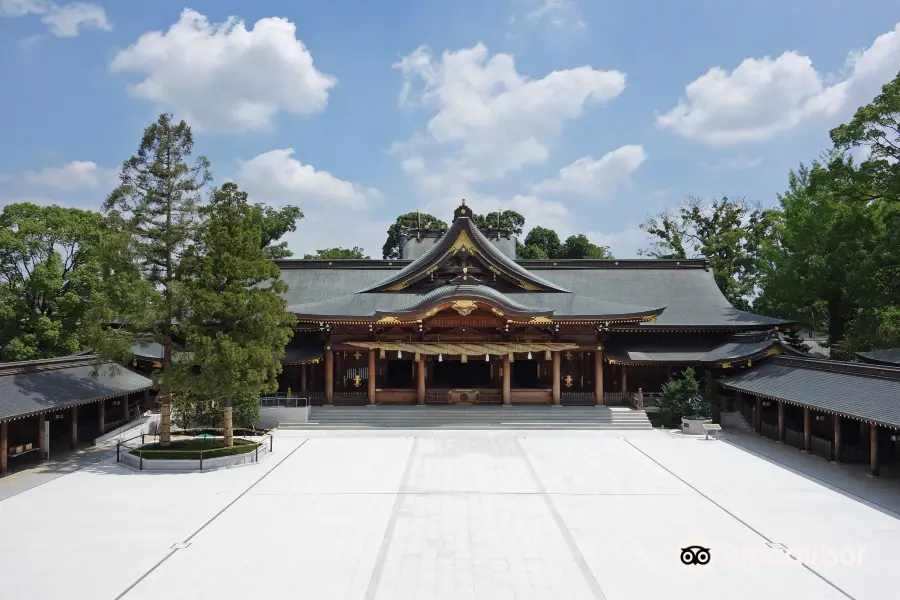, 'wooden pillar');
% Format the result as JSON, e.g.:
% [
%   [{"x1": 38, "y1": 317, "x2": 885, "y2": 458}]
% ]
[
  {"x1": 777, "y1": 401, "x2": 784, "y2": 442},
  {"x1": 833, "y1": 415, "x2": 842, "y2": 462},
  {"x1": 594, "y1": 350, "x2": 604, "y2": 405},
  {"x1": 71, "y1": 406, "x2": 79, "y2": 449},
  {"x1": 143, "y1": 388, "x2": 150, "y2": 412},
  {"x1": 1, "y1": 421, "x2": 8, "y2": 476},
  {"x1": 38, "y1": 414, "x2": 46, "y2": 461},
  {"x1": 300, "y1": 363, "x2": 308, "y2": 394},
  {"x1": 324, "y1": 348, "x2": 334, "y2": 404},
  {"x1": 551, "y1": 351, "x2": 561, "y2": 405},
  {"x1": 368, "y1": 350, "x2": 376, "y2": 404},
  {"x1": 99, "y1": 399, "x2": 106, "y2": 435},
  {"x1": 870, "y1": 424, "x2": 879, "y2": 477},
  {"x1": 754, "y1": 396, "x2": 762, "y2": 433},
  {"x1": 803, "y1": 406, "x2": 811, "y2": 451},
  {"x1": 417, "y1": 355, "x2": 425, "y2": 405},
  {"x1": 502, "y1": 354, "x2": 511, "y2": 405},
  {"x1": 620, "y1": 365, "x2": 627, "y2": 392}
]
